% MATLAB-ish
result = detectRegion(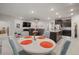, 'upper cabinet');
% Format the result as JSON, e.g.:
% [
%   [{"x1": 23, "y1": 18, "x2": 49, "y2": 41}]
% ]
[
  {"x1": 62, "y1": 19, "x2": 71, "y2": 27},
  {"x1": 55, "y1": 18, "x2": 71, "y2": 28}
]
